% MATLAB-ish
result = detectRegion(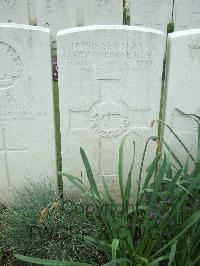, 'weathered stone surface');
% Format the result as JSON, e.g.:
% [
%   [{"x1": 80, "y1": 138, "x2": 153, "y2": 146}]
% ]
[
  {"x1": 36, "y1": 0, "x2": 76, "y2": 41},
  {"x1": 130, "y1": 0, "x2": 173, "y2": 34},
  {"x1": 164, "y1": 30, "x2": 200, "y2": 164},
  {"x1": 79, "y1": 0, "x2": 123, "y2": 26},
  {"x1": 0, "y1": 0, "x2": 29, "y2": 24},
  {"x1": 57, "y1": 26, "x2": 165, "y2": 196},
  {"x1": 0, "y1": 24, "x2": 57, "y2": 203},
  {"x1": 174, "y1": 0, "x2": 200, "y2": 31}
]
